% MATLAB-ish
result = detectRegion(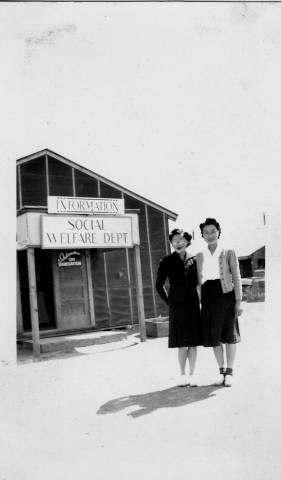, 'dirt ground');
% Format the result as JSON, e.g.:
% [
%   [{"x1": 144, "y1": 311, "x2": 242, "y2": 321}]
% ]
[{"x1": 1, "y1": 302, "x2": 280, "y2": 480}]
